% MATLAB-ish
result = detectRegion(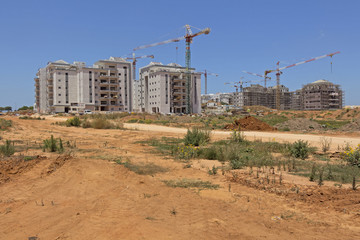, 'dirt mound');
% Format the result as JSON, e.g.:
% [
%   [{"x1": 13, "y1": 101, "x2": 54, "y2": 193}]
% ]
[
  {"x1": 339, "y1": 118, "x2": 360, "y2": 131},
  {"x1": 0, "y1": 156, "x2": 44, "y2": 184},
  {"x1": 275, "y1": 118, "x2": 322, "y2": 131},
  {"x1": 224, "y1": 116, "x2": 276, "y2": 131},
  {"x1": 42, "y1": 154, "x2": 72, "y2": 176}
]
